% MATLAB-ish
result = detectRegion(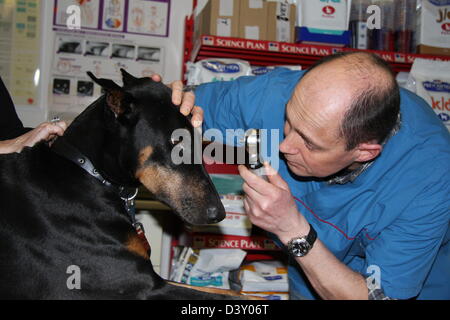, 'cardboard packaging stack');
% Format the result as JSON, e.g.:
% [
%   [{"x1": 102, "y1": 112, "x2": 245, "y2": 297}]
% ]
[
  {"x1": 195, "y1": 0, "x2": 297, "y2": 42},
  {"x1": 239, "y1": 0, "x2": 269, "y2": 40},
  {"x1": 266, "y1": 0, "x2": 297, "y2": 42},
  {"x1": 195, "y1": 0, "x2": 241, "y2": 38},
  {"x1": 416, "y1": 0, "x2": 450, "y2": 56}
]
